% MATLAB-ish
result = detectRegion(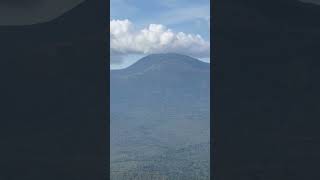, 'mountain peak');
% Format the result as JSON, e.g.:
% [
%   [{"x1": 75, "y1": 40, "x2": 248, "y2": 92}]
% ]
[
  {"x1": 145, "y1": 52, "x2": 191, "y2": 58},
  {"x1": 143, "y1": 53, "x2": 200, "y2": 61},
  {"x1": 122, "y1": 53, "x2": 209, "y2": 73}
]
